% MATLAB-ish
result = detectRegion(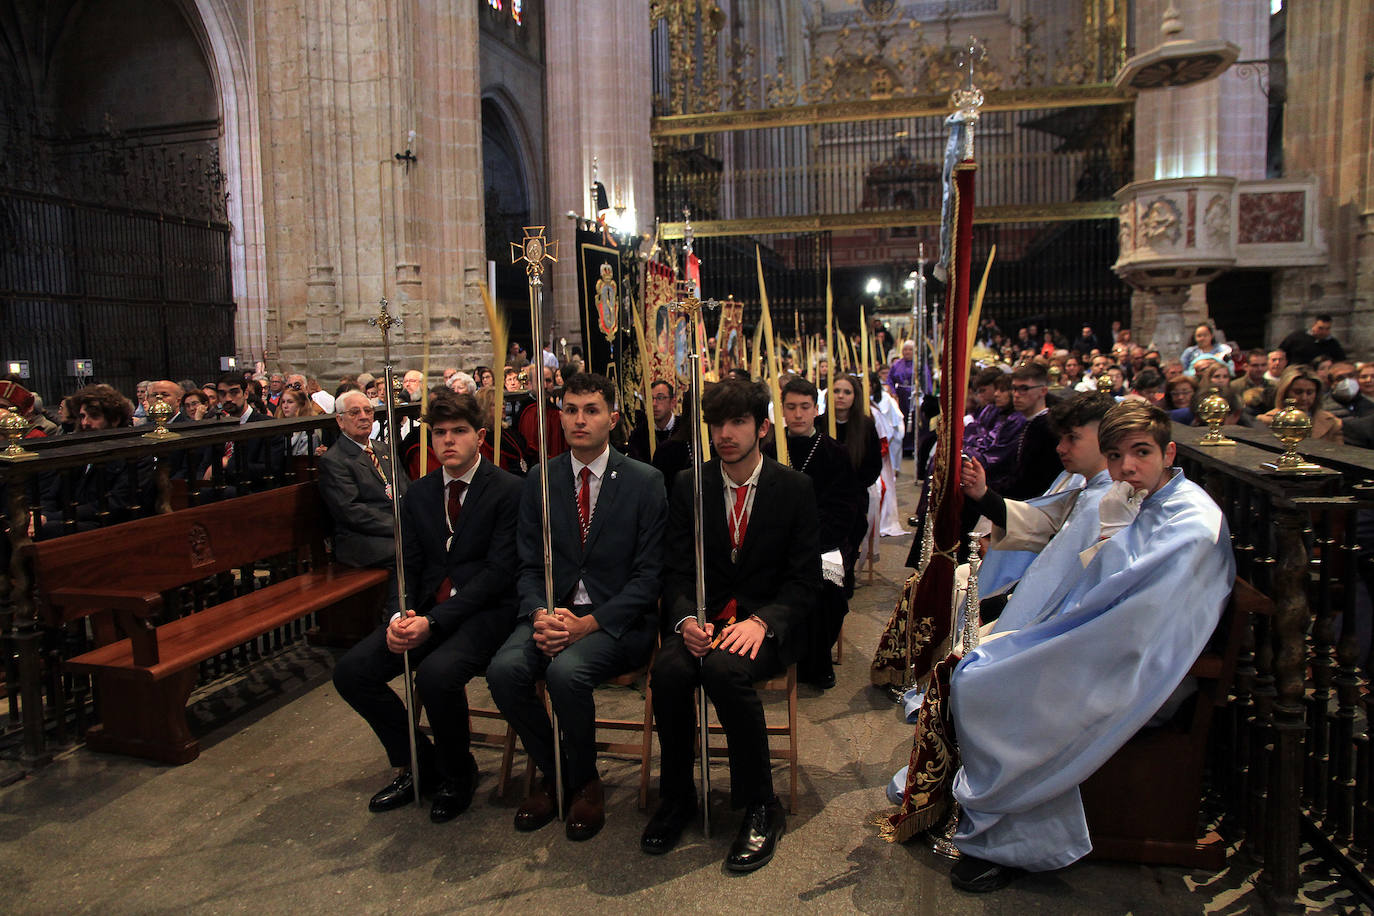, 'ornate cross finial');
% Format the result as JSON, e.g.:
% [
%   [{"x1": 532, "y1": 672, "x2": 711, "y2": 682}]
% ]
[
  {"x1": 511, "y1": 226, "x2": 558, "y2": 285},
  {"x1": 369, "y1": 298, "x2": 403, "y2": 364}
]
